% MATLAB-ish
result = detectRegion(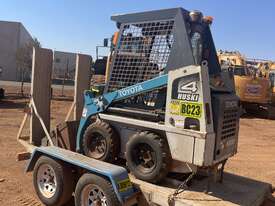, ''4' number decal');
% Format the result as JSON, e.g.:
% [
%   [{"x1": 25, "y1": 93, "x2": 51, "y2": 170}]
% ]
[{"x1": 179, "y1": 81, "x2": 198, "y2": 93}]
